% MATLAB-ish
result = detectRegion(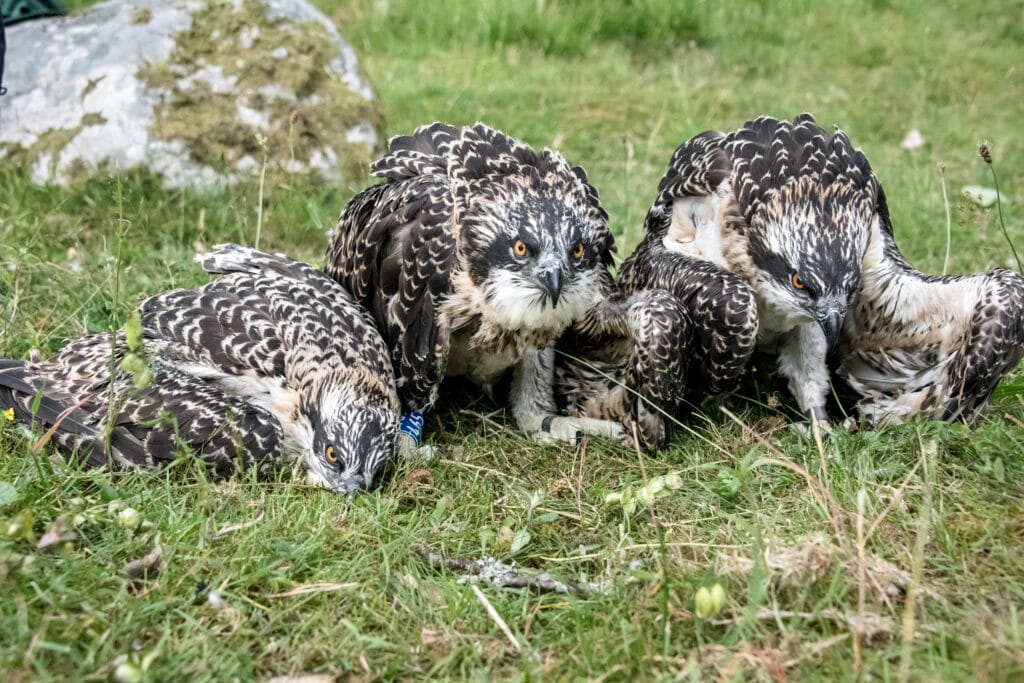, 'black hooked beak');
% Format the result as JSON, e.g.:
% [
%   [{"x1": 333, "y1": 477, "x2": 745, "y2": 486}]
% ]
[
  {"x1": 817, "y1": 308, "x2": 844, "y2": 350},
  {"x1": 339, "y1": 473, "x2": 366, "y2": 498},
  {"x1": 538, "y1": 263, "x2": 566, "y2": 308}
]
